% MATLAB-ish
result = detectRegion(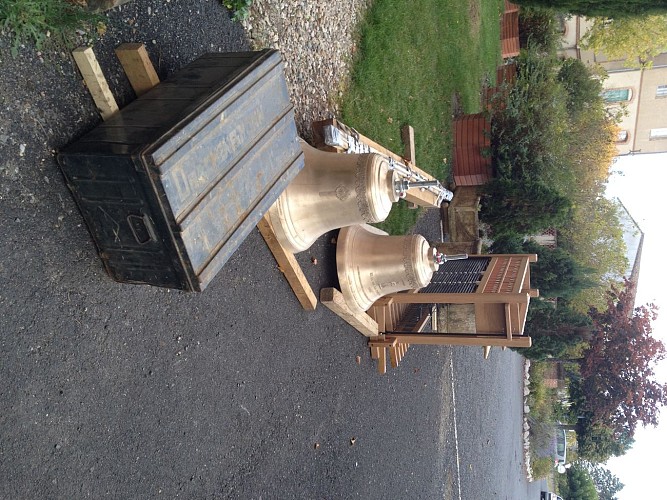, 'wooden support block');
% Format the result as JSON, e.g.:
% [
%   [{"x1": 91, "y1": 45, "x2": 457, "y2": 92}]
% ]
[
  {"x1": 257, "y1": 215, "x2": 317, "y2": 310},
  {"x1": 368, "y1": 336, "x2": 396, "y2": 347},
  {"x1": 115, "y1": 43, "x2": 160, "y2": 96},
  {"x1": 321, "y1": 288, "x2": 379, "y2": 337},
  {"x1": 483, "y1": 346, "x2": 491, "y2": 359},
  {"x1": 370, "y1": 346, "x2": 381, "y2": 359},
  {"x1": 72, "y1": 46, "x2": 119, "y2": 120},
  {"x1": 401, "y1": 124, "x2": 416, "y2": 164}
]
